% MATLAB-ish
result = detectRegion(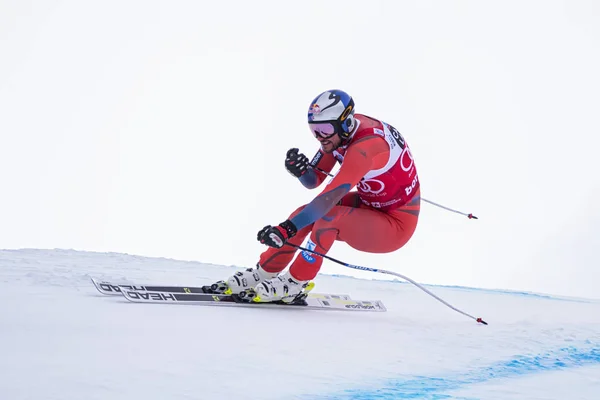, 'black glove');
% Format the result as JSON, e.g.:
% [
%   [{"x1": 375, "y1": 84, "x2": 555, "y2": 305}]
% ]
[
  {"x1": 285, "y1": 148, "x2": 309, "y2": 178},
  {"x1": 257, "y1": 220, "x2": 298, "y2": 248}
]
